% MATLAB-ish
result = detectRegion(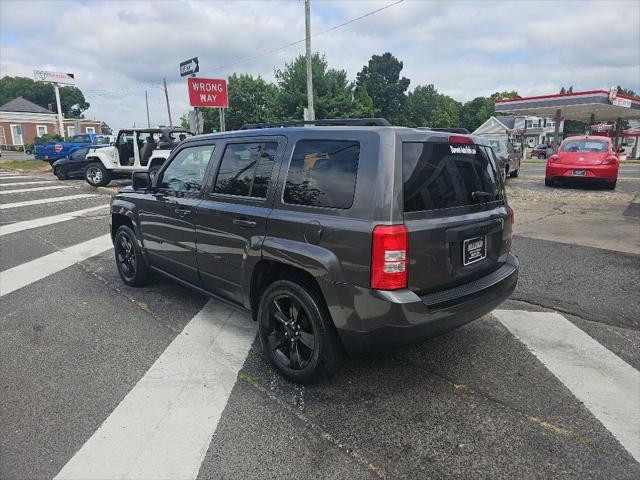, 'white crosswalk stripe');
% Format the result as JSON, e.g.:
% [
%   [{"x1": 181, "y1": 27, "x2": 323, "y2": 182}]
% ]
[
  {"x1": 54, "y1": 300, "x2": 256, "y2": 480},
  {"x1": 0, "y1": 234, "x2": 112, "y2": 297},
  {"x1": 0, "y1": 193, "x2": 97, "y2": 210},
  {"x1": 0, "y1": 205, "x2": 109, "y2": 236},
  {"x1": 0, "y1": 185, "x2": 70, "y2": 194},
  {"x1": 0, "y1": 180, "x2": 54, "y2": 186},
  {"x1": 495, "y1": 309, "x2": 640, "y2": 463},
  {"x1": 0, "y1": 175, "x2": 33, "y2": 179}
]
